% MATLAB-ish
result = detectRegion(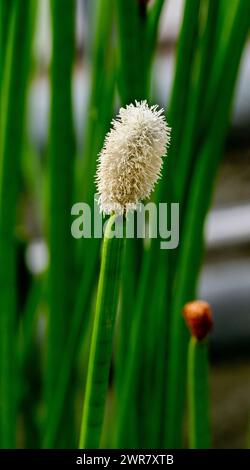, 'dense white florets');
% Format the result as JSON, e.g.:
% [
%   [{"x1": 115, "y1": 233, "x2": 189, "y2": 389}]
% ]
[{"x1": 96, "y1": 100, "x2": 171, "y2": 215}]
